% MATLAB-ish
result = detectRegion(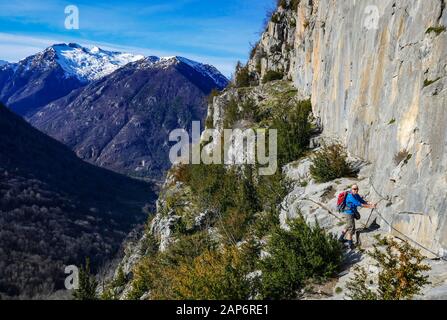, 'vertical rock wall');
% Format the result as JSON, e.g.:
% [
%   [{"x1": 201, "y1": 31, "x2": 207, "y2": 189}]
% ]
[{"x1": 291, "y1": 0, "x2": 447, "y2": 255}]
